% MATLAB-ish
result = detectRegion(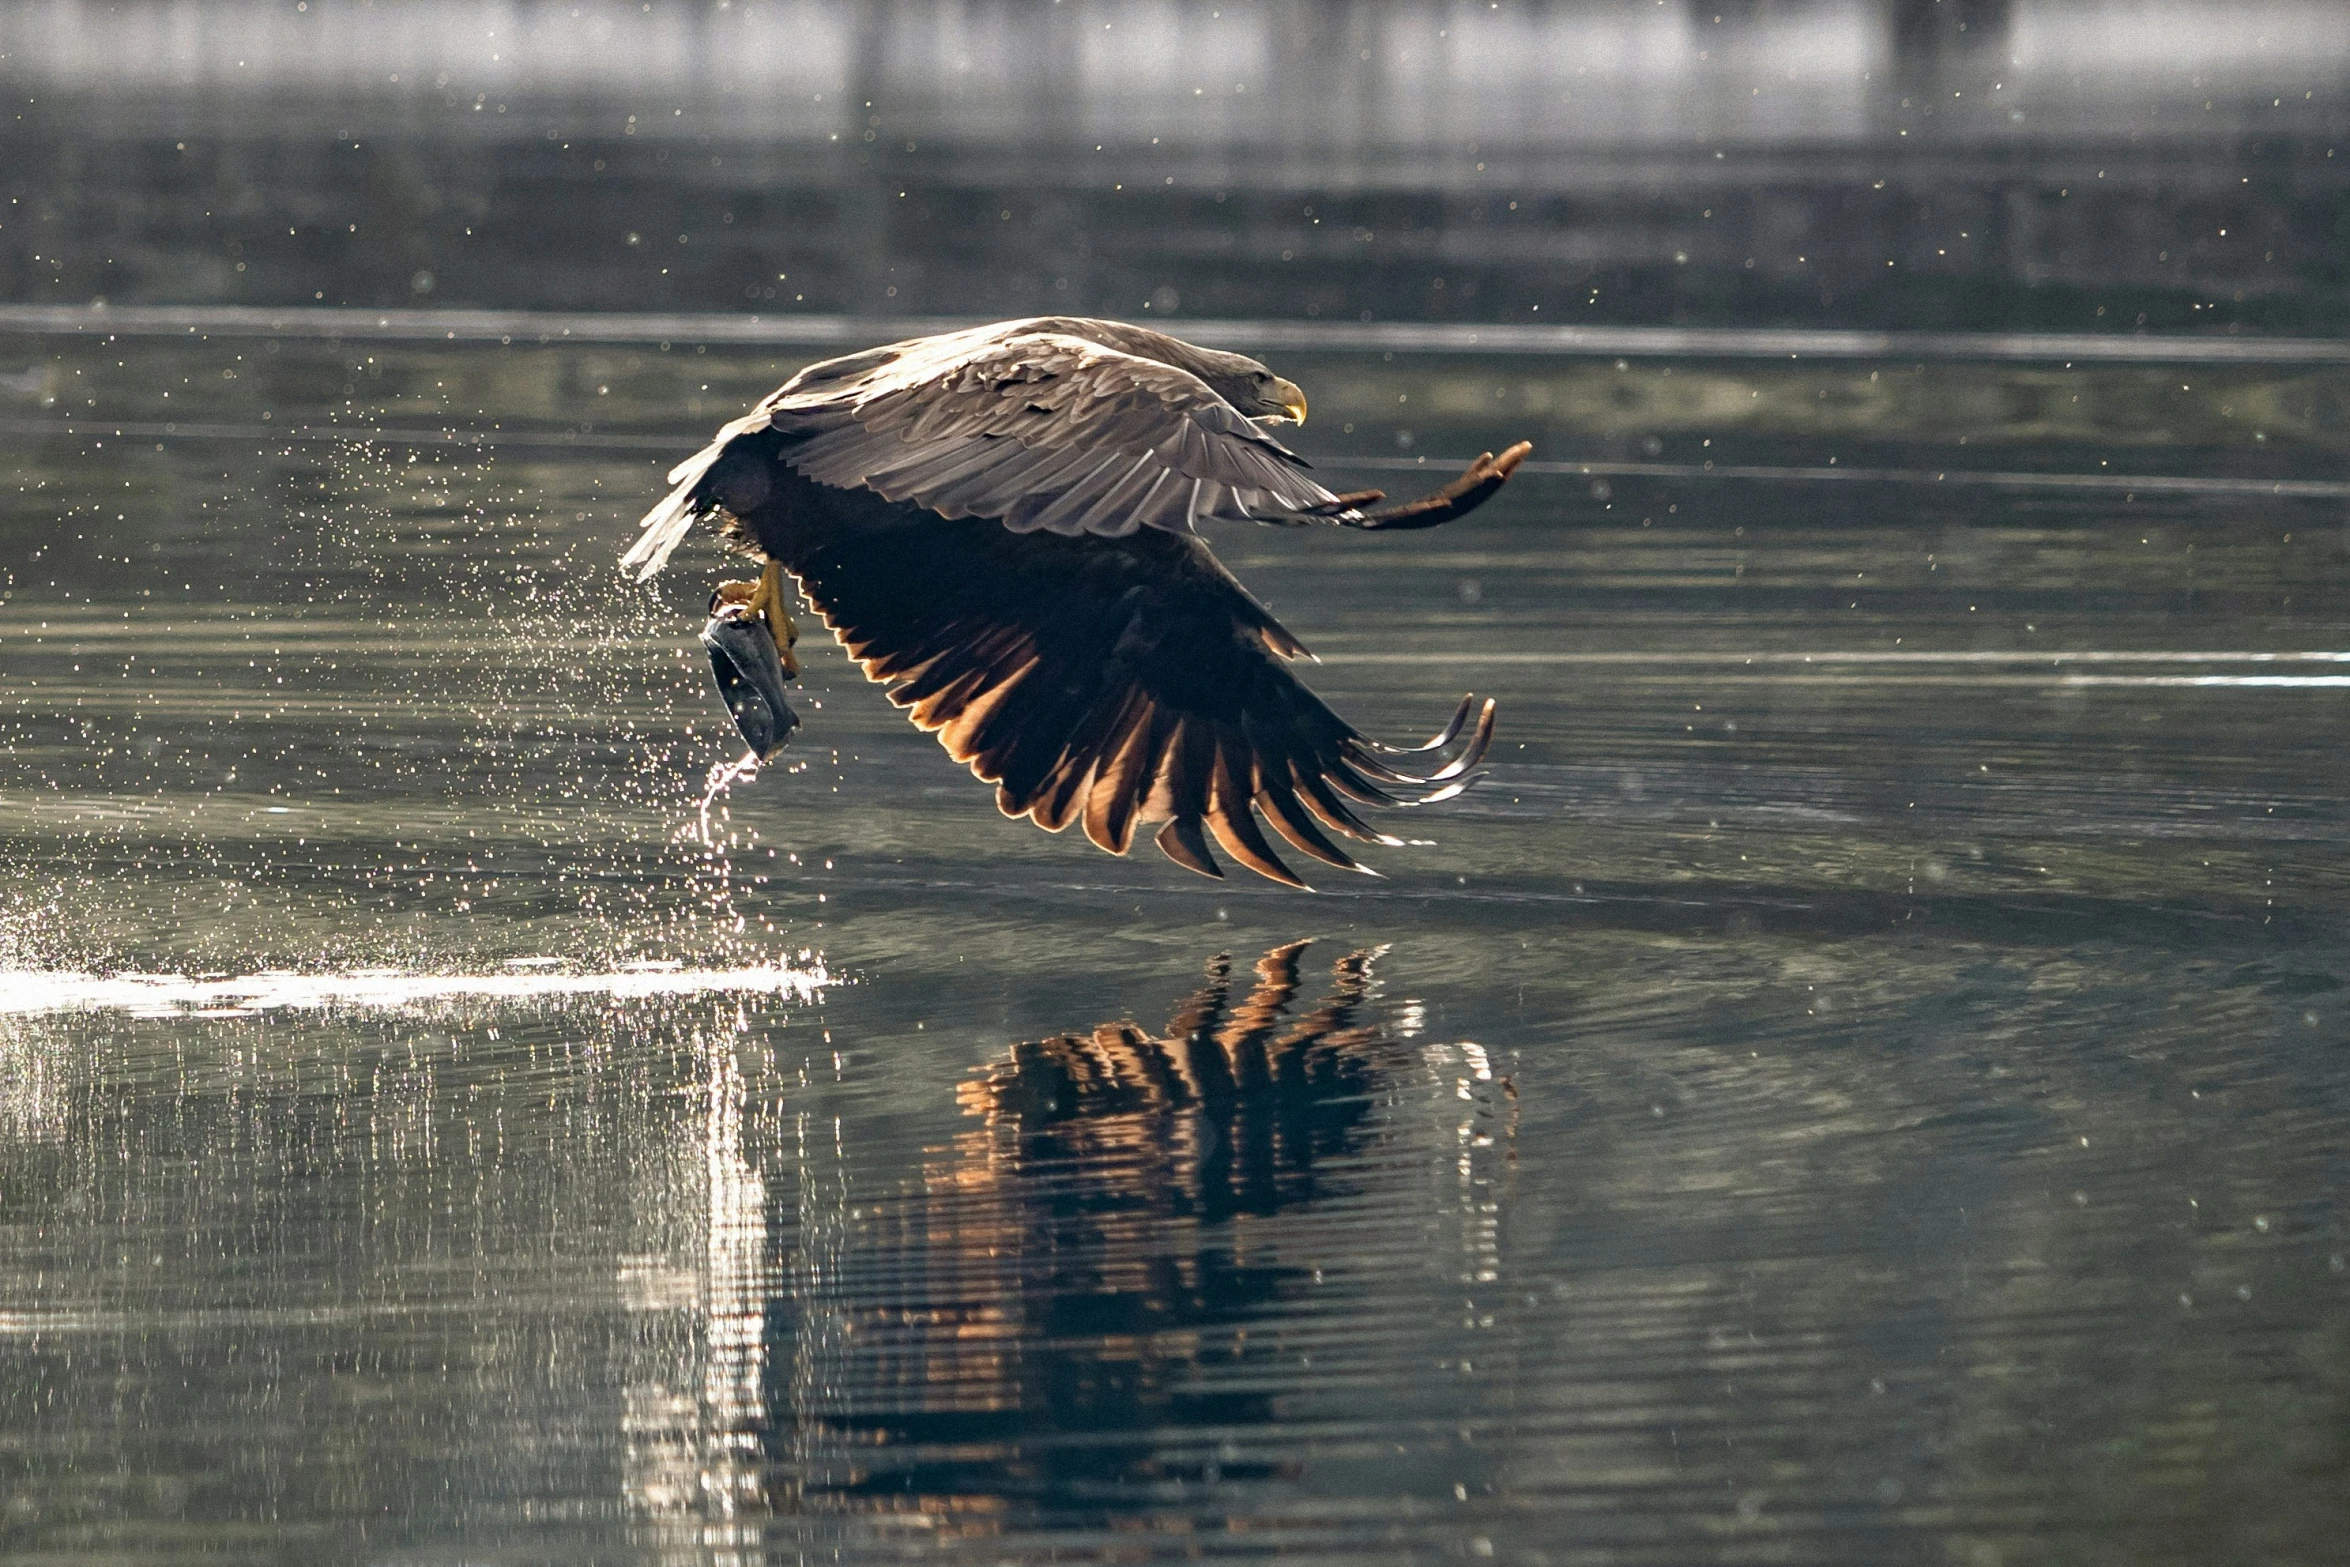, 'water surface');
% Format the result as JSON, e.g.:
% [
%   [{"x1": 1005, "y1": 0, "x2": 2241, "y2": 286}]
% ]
[{"x1": 2, "y1": 322, "x2": 2348, "y2": 1563}]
